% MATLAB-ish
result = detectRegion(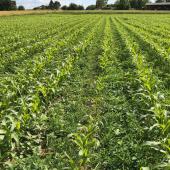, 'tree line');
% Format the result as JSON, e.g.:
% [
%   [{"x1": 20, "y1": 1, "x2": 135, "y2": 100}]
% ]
[
  {"x1": 0, "y1": 0, "x2": 25, "y2": 11},
  {"x1": 0, "y1": 0, "x2": 150, "y2": 11},
  {"x1": 33, "y1": 0, "x2": 84, "y2": 10},
  {"x1": 115, "y1": 0, "x2": 149, "y2": 10},
  {"x1": 34, "y1": 0, "x2": 150, "y2": 10}
]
